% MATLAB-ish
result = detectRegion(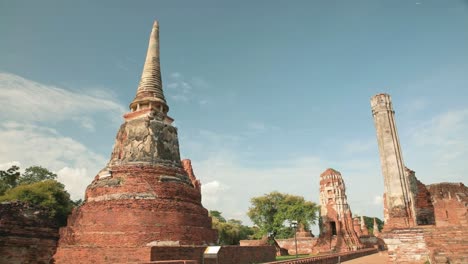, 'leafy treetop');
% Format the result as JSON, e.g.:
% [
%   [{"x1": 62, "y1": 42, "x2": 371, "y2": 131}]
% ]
[
  {"x1": 209, "y1": 210, "x2": 254, "y2": 245},
  {"x1": 247, "y1": 191, "x2": 318, "y2": 239},
  {"x1": 0, "y1": 165, "x2": 76, "y2": 226}
]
